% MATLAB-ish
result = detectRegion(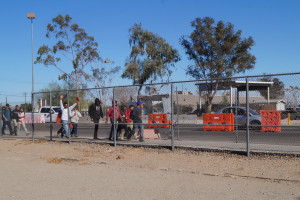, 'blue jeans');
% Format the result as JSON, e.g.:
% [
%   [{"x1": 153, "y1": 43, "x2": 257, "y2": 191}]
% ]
[
  {"x1": 62, "y1": 120, "x2": 69, "y2": 138},
  {"x1": 134, "y1": 124, "x2": 144, "y2": 141},
  {"x1": 71, "y1": 123, "x2": 77, "y2": 136}
]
